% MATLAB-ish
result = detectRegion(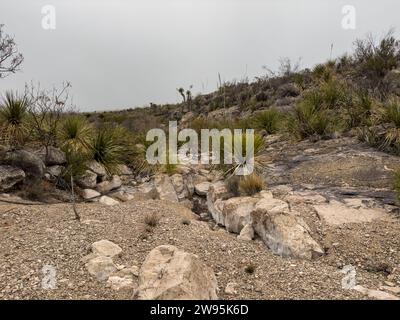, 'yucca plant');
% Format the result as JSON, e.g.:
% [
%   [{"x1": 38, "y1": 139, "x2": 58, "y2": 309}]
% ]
[
  {"x1": 384, "y1": 98, "x2": 400, "y2": 127},
  {"x1": 252, "y1": 108, "x2": 282, "y2": 134},
  {"x1": 290, "y1": 100, "x2": 332, "y2": 139},
  {"x1": 89, "y1": 127, "x2": 125, "y2": 174},
  {"x1": 0, "y1": 91, "x2": 29, "y2": 147},
  {"x1": 59, "y1": 116, "x2": 93, "y2": 152}
]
